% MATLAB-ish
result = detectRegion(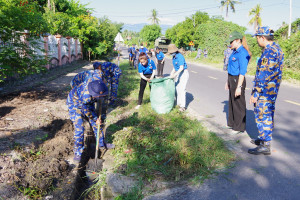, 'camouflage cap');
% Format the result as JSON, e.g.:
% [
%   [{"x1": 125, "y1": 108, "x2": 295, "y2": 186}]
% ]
[
  {"x1": 253, "y1": 26, "x2": 274, "y2": 36},
  {"x1": 93, "y1": 62, "x2": 102, "y2": 69},
  {"x1": 88, "y1": 80, "x2": 108, "y2": 99}
]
